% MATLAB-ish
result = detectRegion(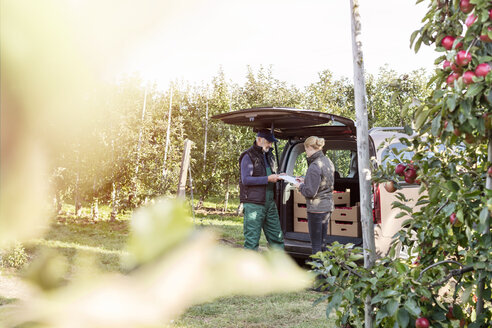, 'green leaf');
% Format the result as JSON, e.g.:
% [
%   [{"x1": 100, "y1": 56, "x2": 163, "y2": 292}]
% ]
[
  {"x1": 410, "y1": 30, "x2": 419, "y2": 48},
  {"x1": 395, "y1": 262, "x2": 408, "y2": 274},
  {"x1": 446, "y1": 180, "x2": 460, "y2": 192},
  {"x1": 344, "y1": 288, "x2": 355, "y2": 302},
  {"x1": 403, "y1": 298, "x2": 421, "y2": 317},
  {"x1": 397, "y1": 308, "x2": 410, "y2": 328},
  {"x1": 442, "y1": 203, "x2": 456, "y2": 217},
  {"x1": 431, "y1": 114, "x2": 441, "y2": 136},
  {"x1": 414, "y1": 37, "x2": 423, "y2": 53},
  {"x1": 326, "y1": 291, "x2": 343, "y2": 318},
  {"x1": 479, "y1": 207, "x2": 489, "y2": 227},
  {"x1": 446, "y1": 96, "x2": 457, "y2": 112},
  {"x1": 312, "y1": 294, "x2": 330, "y2": 307},
  {"x1": 465, "y1": 84, "x2": 484, "y2": 98},
  {"x1": 386, "y1": 299, "x2": 399, "y2": 316},
  {"x1": 395, "y1": 212, "x2": 407, "y2": 219}
]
